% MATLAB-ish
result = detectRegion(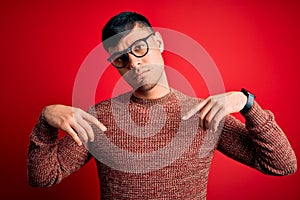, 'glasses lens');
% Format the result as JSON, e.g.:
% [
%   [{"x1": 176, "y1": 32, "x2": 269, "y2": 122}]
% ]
[
  {"x1": 112, "y1": 53, "x2": 128, "y2": 68},
  {"x1": 109, "y1": 34, "x2": 152, "y2": 68},
  {"x1": 131, "y1": 40, "x2": 148, "y2": 57}
]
